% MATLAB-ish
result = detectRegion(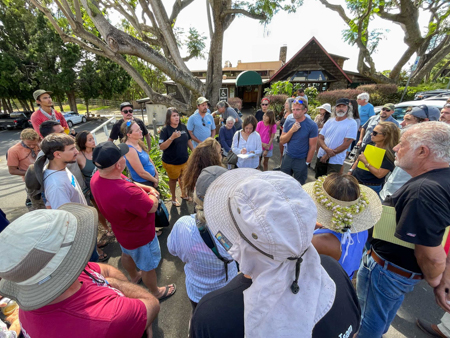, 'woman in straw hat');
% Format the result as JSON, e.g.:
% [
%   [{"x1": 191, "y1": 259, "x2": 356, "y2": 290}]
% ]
[{"x1": 304, "y1": 173, "x2": 382, "y2": 279}]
